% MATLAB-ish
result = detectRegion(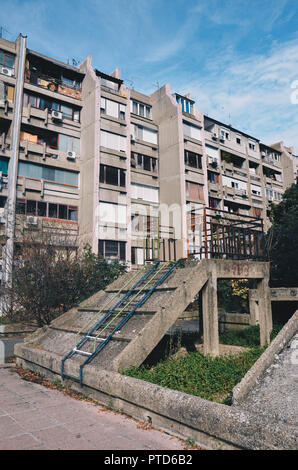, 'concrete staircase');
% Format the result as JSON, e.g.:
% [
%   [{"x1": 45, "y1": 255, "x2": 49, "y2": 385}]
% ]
[{"x1": 16, "y1": 260, "x2": 209, "y2": 379}]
